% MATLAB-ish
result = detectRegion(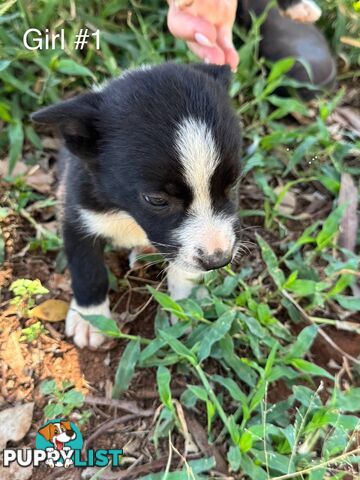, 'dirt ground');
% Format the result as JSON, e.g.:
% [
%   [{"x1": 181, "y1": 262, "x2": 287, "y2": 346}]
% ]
[{"x1": 1, "y1": 166, "x2": 359, "y2": 480}]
